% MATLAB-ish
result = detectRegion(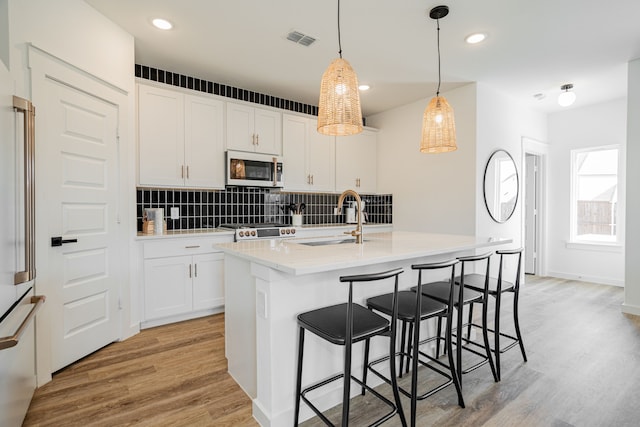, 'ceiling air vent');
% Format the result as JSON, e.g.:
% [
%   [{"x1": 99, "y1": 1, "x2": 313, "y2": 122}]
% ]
[{"x1": 286, "y1": 30, "x2": 316, "y2": 47}]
